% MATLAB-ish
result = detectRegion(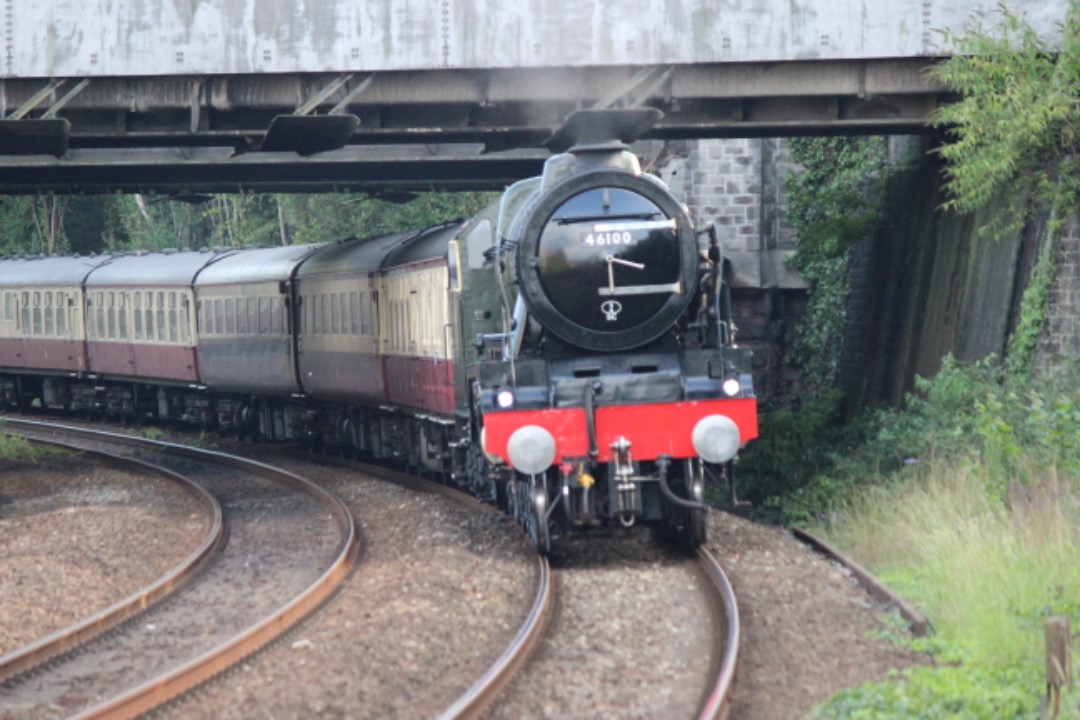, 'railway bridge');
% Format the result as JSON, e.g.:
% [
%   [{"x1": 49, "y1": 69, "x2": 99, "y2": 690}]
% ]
[{"x1": 0, "y1": 0, "x2": 1064, "y2": 195}]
